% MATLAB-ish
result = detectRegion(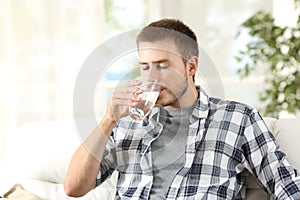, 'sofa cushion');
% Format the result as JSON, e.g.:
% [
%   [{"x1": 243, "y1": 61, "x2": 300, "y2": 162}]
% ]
[
  {"x1": 0, "y1": 120, "x2": 82, "y2": 183},
  {"x1": 0, "y1": 173, "x2": 118, "y2": 200}
]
